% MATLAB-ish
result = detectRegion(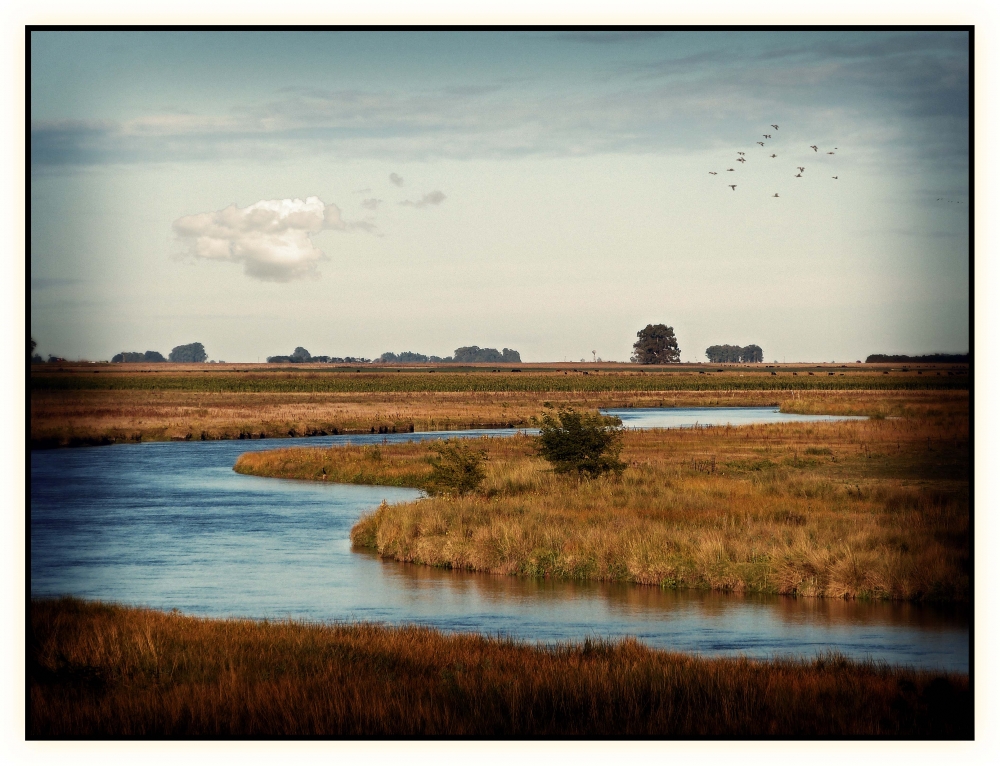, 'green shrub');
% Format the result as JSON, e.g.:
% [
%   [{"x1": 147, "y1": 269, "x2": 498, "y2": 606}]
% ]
[
  {"x1": 426, "y1": 440, "x2": 487, "y2": 495},
  {"x1": 536, "y1": 407, "x2": 626, "y2": 478}
]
